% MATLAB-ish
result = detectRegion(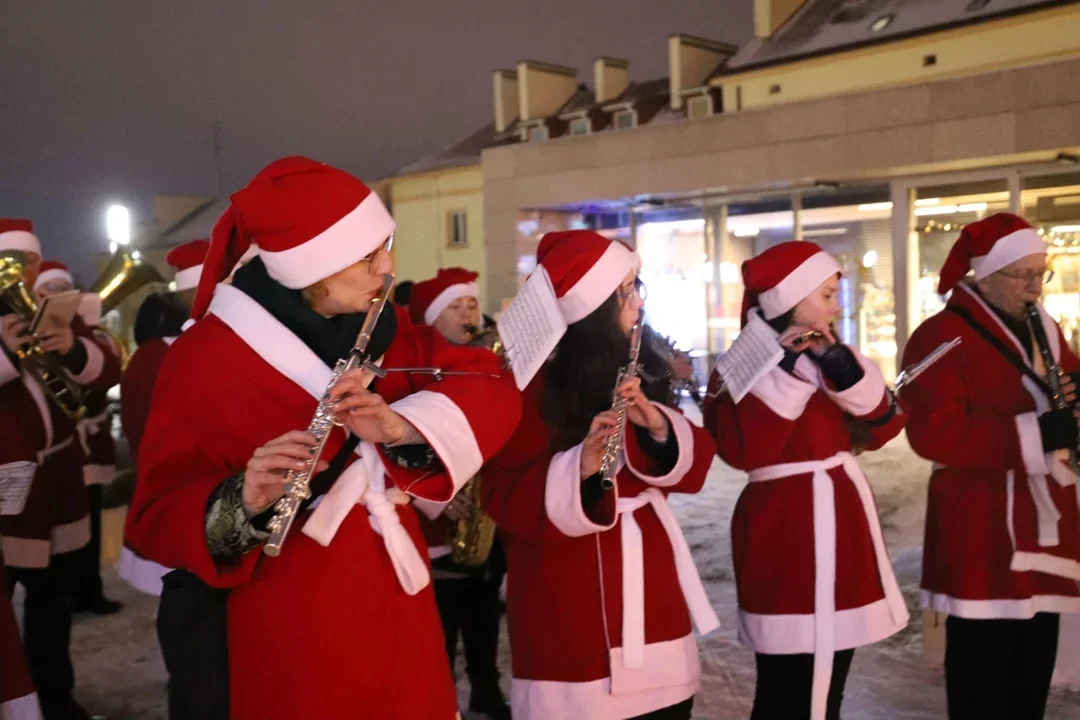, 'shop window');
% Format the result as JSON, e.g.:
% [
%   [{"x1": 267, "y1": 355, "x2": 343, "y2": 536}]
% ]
[{"x1": 1022, "y1": 172, "x2": 1080, "y2": 352}]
